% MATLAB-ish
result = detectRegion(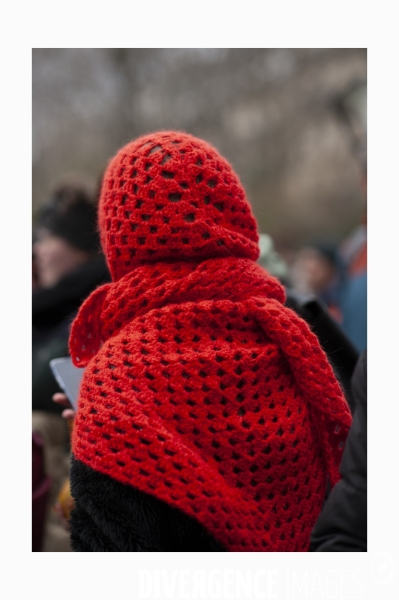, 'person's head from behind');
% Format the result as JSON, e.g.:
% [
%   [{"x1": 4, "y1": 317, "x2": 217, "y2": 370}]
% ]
[
  {"x1": 68, "y1": 131, "x2": 353, "y2": 553},
  {"x1": 33, "y1": 183, "x2": 99, "y2": 288},
  {"x1": 96, "y1": 131, "x2": 259, "y2": 282},
  {"x1": 290, "y1": 244, "x2": 338, "y2": 296}
]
